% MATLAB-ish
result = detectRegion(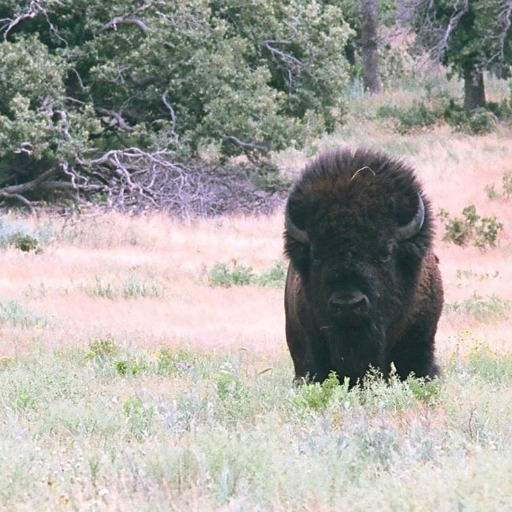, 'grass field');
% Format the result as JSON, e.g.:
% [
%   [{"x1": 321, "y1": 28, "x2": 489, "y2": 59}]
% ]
[{"x1": 1, "y1": 121, "x2": 512, "y2": 510}]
